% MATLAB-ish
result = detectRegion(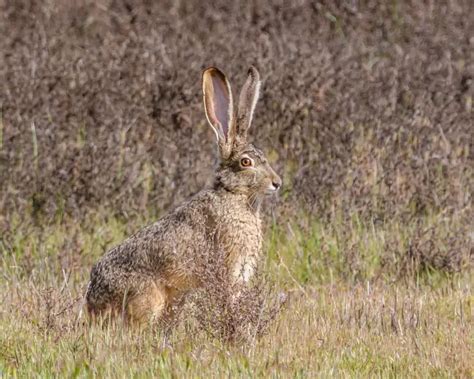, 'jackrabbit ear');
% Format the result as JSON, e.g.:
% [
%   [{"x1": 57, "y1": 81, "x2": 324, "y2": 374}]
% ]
[
  {"x1": 236, "y1": 66, "x2": 261, "y2": 143},
  {"x1": 202, "y1": 67, "x2": 235, "y2": 156}
]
